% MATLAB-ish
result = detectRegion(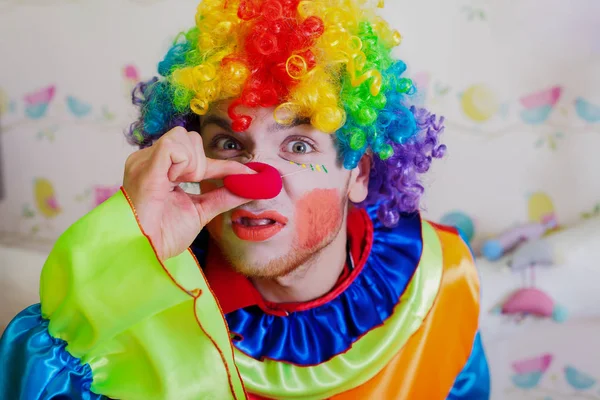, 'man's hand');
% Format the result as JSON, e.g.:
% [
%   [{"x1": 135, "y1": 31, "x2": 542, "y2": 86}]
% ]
[{"x1": 123, "y1": 126, "x2": 253, "y2": 260}]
